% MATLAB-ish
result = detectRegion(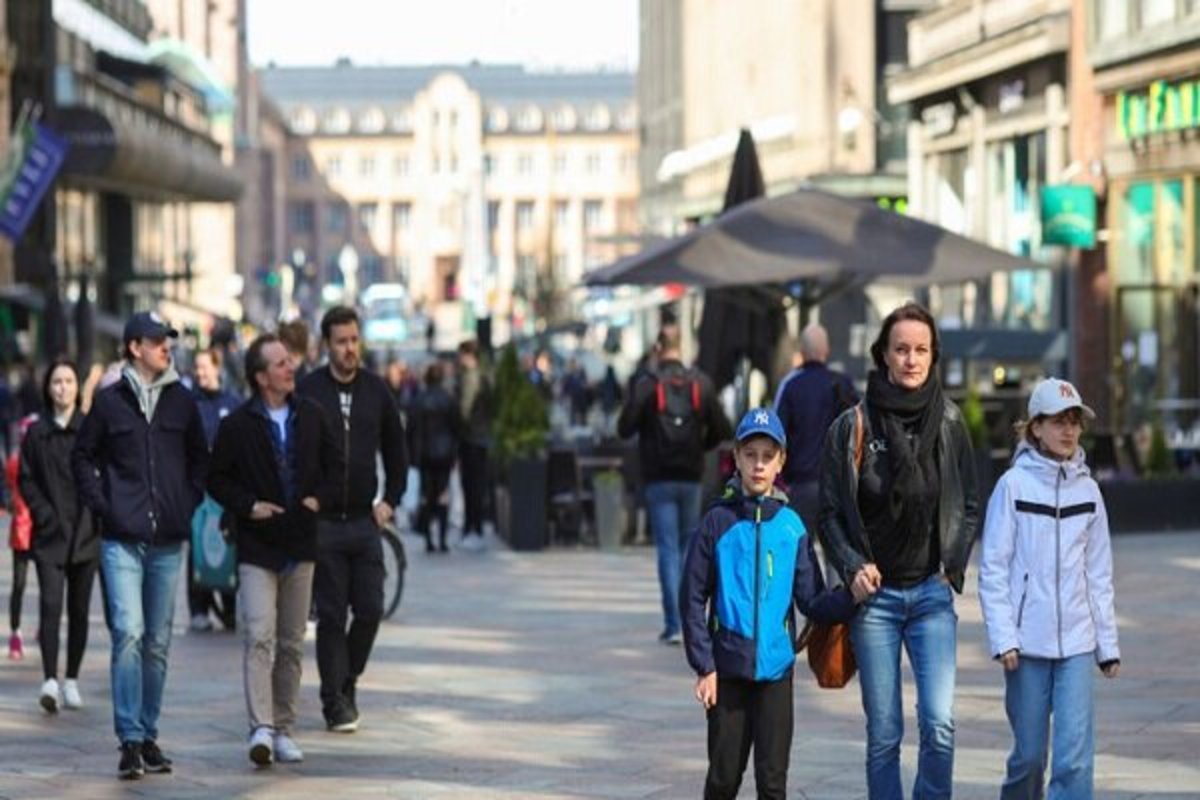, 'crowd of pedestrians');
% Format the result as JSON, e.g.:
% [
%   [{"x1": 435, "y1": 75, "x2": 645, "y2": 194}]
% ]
[{"x1": 0, "y1": 298, "x2": 1123, "y2": 798}]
